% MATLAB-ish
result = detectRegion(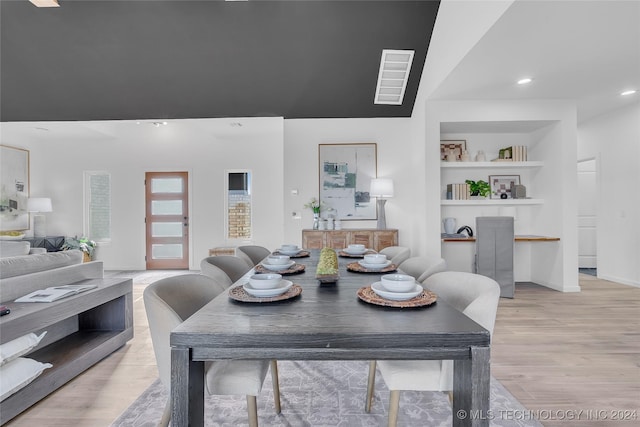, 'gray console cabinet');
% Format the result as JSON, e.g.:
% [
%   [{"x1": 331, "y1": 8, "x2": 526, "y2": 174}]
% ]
[{"x1": 0, "y1": 277, "x2": 133, "y2": 424}]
